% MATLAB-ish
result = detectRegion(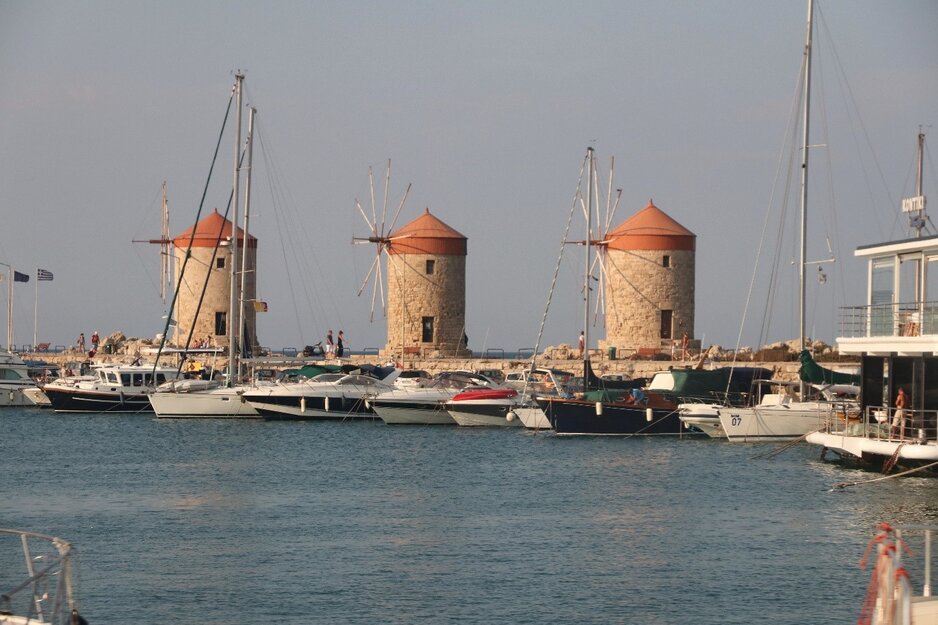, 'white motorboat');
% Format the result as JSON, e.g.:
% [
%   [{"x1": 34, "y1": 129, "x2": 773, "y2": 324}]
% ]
[
  {"x1": 148, "y1": 379, "x2": 261, "y2": 419},
  {"x1": 0, "y1": 528, "x2": 86, "y2": 625},
  {"x1": 678, "y1": 402, "x2": 725, "y2": 438},
  {"x1": 371, "y1": 370, "x2": 496, "y2": 425},
  {"x1": 446, "y1": 388, "x2": 522, "y2": 427},
  {"x1": 0, "y1": 352, "x2": 40, "y2": 407},
  {"x1": 244, "y1": 368, "x2": 399, "y2": 420},
  {"x1": 43, "y1": 362, "x2": 183, "y2": 413},
  {"x1": 716, "y1": 380, "x2": 858, "y2": 442},
  {"x1": 502, "y1": 367, "x2": 575, "y2": 430}
]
